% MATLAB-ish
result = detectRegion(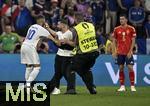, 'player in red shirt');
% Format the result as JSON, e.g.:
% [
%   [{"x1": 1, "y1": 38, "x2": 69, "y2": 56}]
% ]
[{"x1": 112, "y1": 14, "x2": 136, "y2": 92}]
